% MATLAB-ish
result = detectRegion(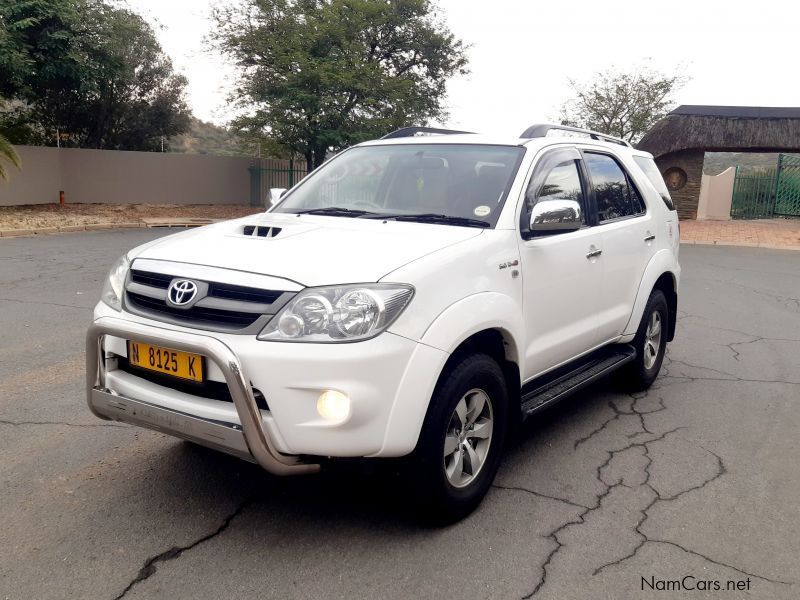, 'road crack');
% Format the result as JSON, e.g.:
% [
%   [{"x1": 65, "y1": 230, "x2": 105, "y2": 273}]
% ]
[
  {"x1": 592, "y1": 445, "x2": 792, "y2": 586},
  {"x1": 521, "y1": 369, "x2": 796, "y2": 599},
  {"x1": 662, "y1": 355, "x2": 800, "y2": 385},
  {"x1": 0, "y1": 418, "x2": 127, "y2": 429},
  {"x1": 574, "y1": 390, "x2": 667, "y2": 450},
  {"x1": 724, "y1": 336, "x2": 800, "y2": 363},
  {"x1": 701, "y1": 276, "x2": 800, "y2": 311},
  {"x1": 572, "y1": 406, "x2": 621, "y2": 449},
  {"x1": 0, "y1": 296, "x2": 92, "y2": 311},
  {"x1": 491, "y1": 483, "x2": 590, "y2": 510},
  {"x1": 112, "y1": 498, "x2": 254, "y2": 600},
  {"x1": 521, "y1": 427, "x2": 684, "y2": 598}
]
